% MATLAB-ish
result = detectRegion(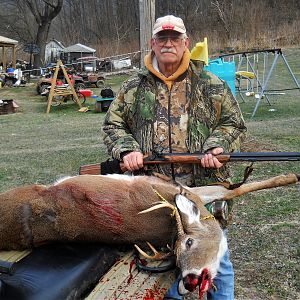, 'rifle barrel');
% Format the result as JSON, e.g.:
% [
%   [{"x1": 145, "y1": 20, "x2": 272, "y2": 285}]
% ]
[
  {"x1": 228, "y1": 152, "x2": 300, "y2": 161},
  {"x1": 144, "y1": 152, "x2": 300, "y2": 164}
]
